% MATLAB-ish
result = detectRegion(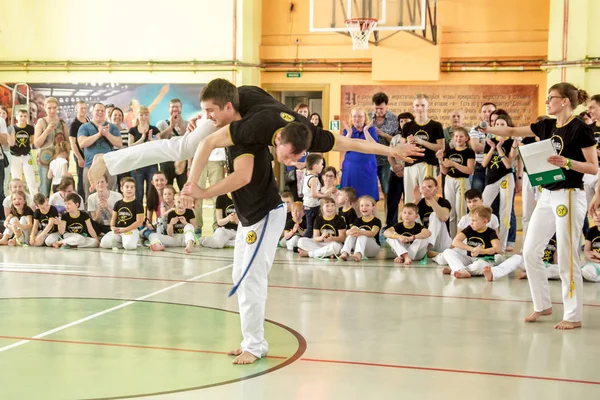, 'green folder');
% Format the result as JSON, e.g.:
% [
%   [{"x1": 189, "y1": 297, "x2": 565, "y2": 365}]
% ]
[{"x1": 518, "y1": 139, "x2": 565, "y2": 187}]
